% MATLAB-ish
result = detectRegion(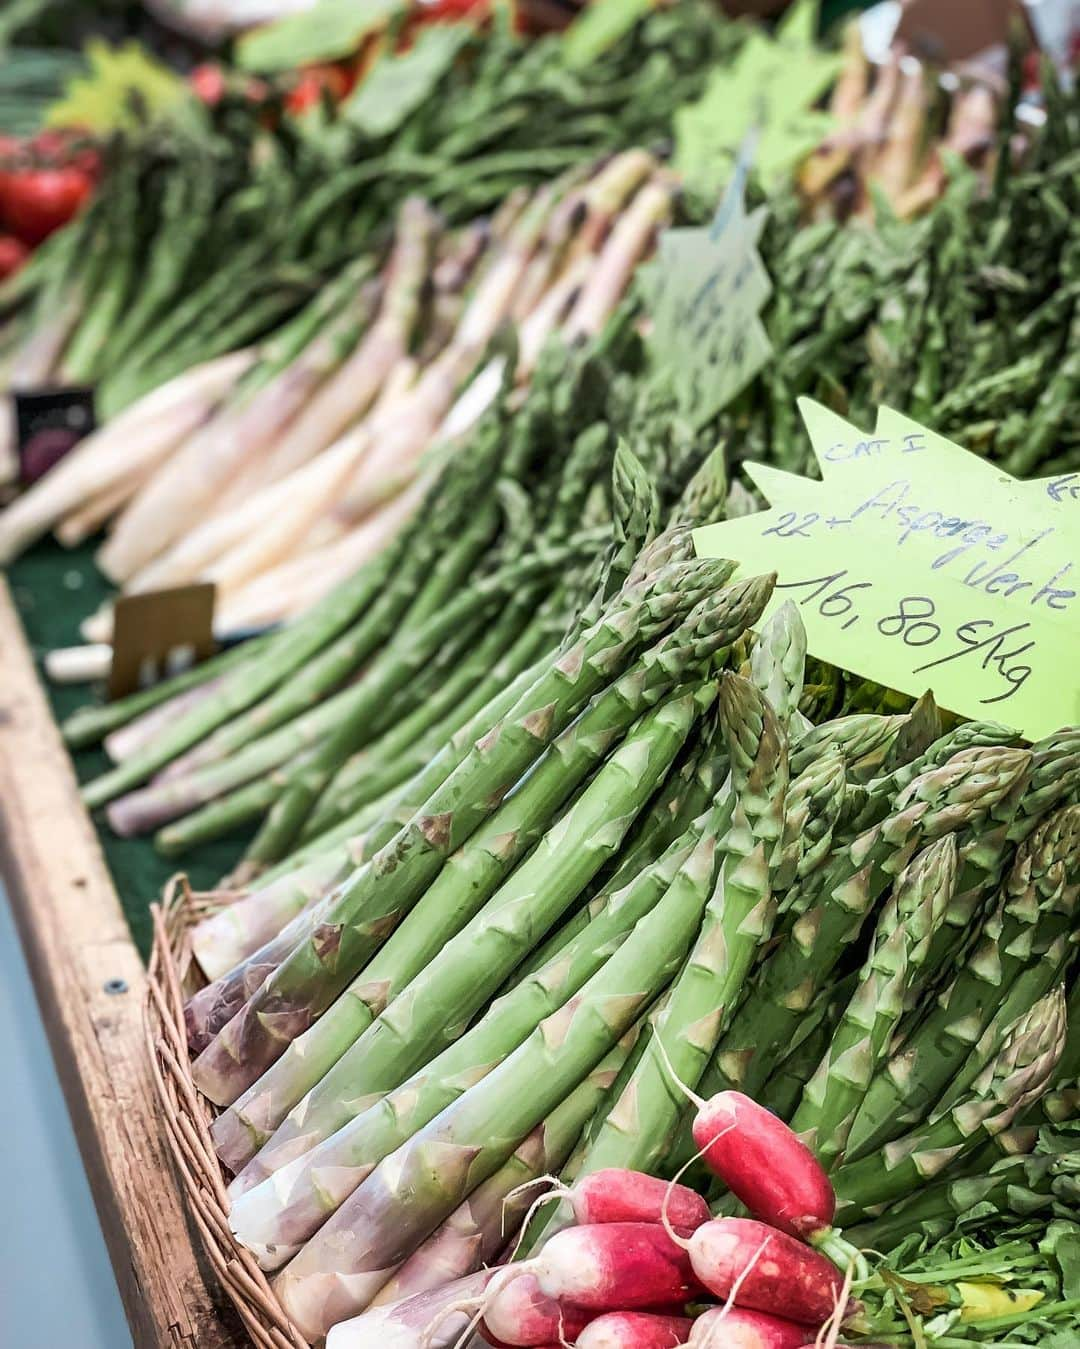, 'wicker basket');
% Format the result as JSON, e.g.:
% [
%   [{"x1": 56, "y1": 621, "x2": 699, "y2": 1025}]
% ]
[{"x1": 145, "y1": 878, "x2": 311, "y2": 1349}]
